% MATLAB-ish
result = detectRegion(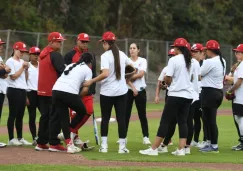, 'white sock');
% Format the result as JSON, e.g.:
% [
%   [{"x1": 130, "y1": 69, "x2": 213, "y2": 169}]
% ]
[
  {"x1": 70, "y1": 132, "x2": 77, "y2": 143},
  {"x1": 119, "y1": 138, "x2": 126, "y2": 148},
  {"x1": 101, "y1": 137, "x2": 107, "y2": 145},
  {"x1": 211, "y1": 144, "x2": 218, "y2": 148}
]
